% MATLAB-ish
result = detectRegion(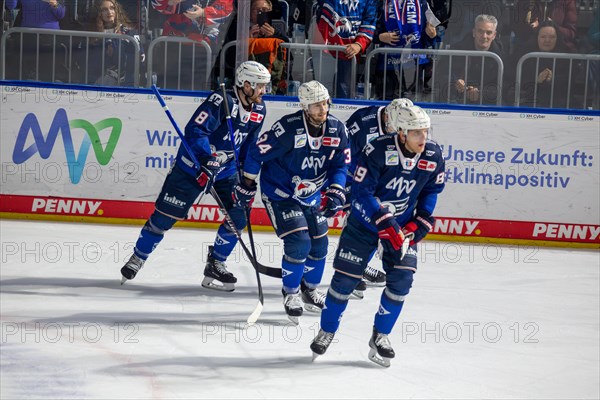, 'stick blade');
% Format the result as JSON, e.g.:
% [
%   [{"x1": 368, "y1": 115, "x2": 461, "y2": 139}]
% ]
[{"x1": 246, "y1": 300, "x2": 264, "y2": 325}]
